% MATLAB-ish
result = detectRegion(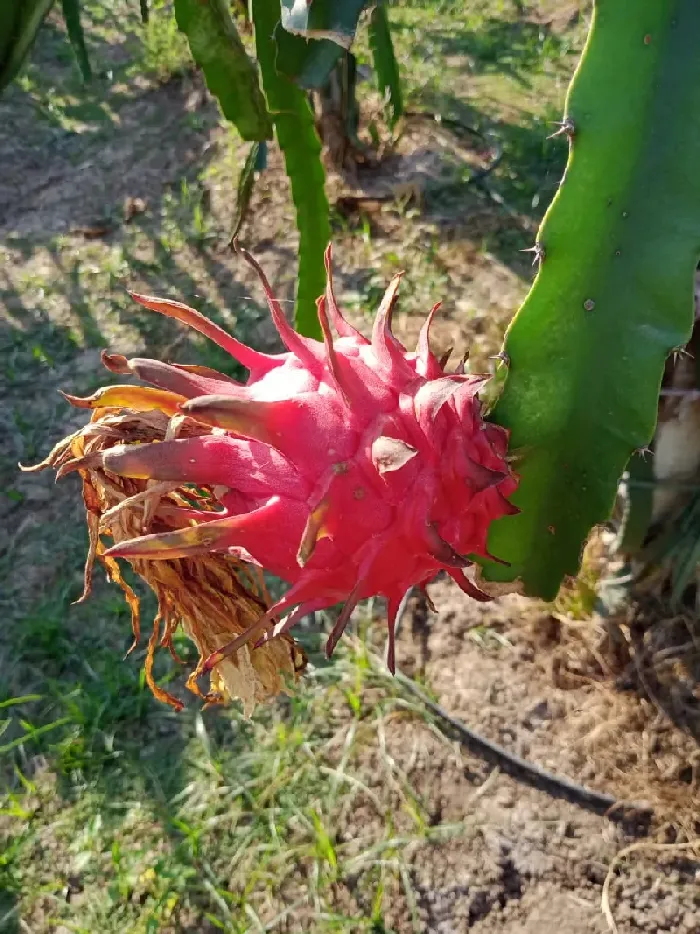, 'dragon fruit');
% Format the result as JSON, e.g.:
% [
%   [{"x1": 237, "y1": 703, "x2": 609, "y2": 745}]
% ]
[{"x1": 40, "y1": 244, "x2": 517, "y2": 688}]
